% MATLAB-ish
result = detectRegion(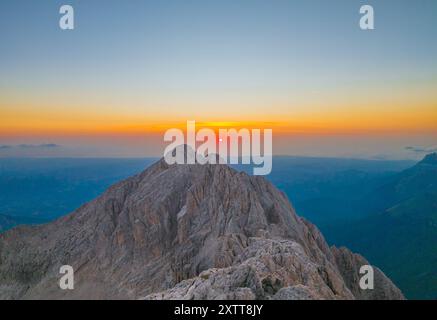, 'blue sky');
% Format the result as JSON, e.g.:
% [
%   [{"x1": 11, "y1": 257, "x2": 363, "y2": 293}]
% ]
[
  {"x1": 2, "y1": 0, "x2": 436, "y2": 92},
  {"x1": 0, "y1": 0, "x2": 436, "y2": 158}
]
